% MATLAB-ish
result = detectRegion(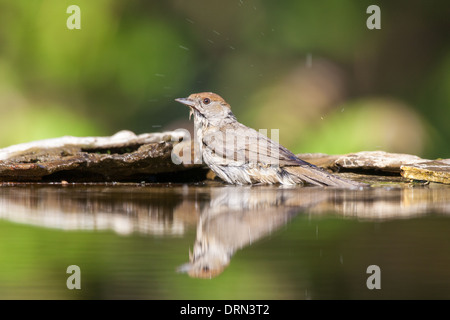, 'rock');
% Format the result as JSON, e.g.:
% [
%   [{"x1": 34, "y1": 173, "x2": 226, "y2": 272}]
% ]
[
  {"x1": 0, "y1": 130, "x2": 180, "y2": 161},
  {"x1": 0, "y1": 130, "x2": 205, "y2": 182},
  {"x1": 295, "y1": 153, "x2": 340, "y2": 169},
  {"x1": 335, "y1": 151, "x2": 425, "y2": 172},
  {"x1": 298, "y1": 151, "x2": 424, "y2": 173},
  {"x1": 297, "y1": 151, "x2": 450, "y2": 185},
  {"x1": 0, "y1": 133, "x2": 447, "y2": 184},
  {"x1": 401, "y1": 160, "x2": 450, "y2": 184}
]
